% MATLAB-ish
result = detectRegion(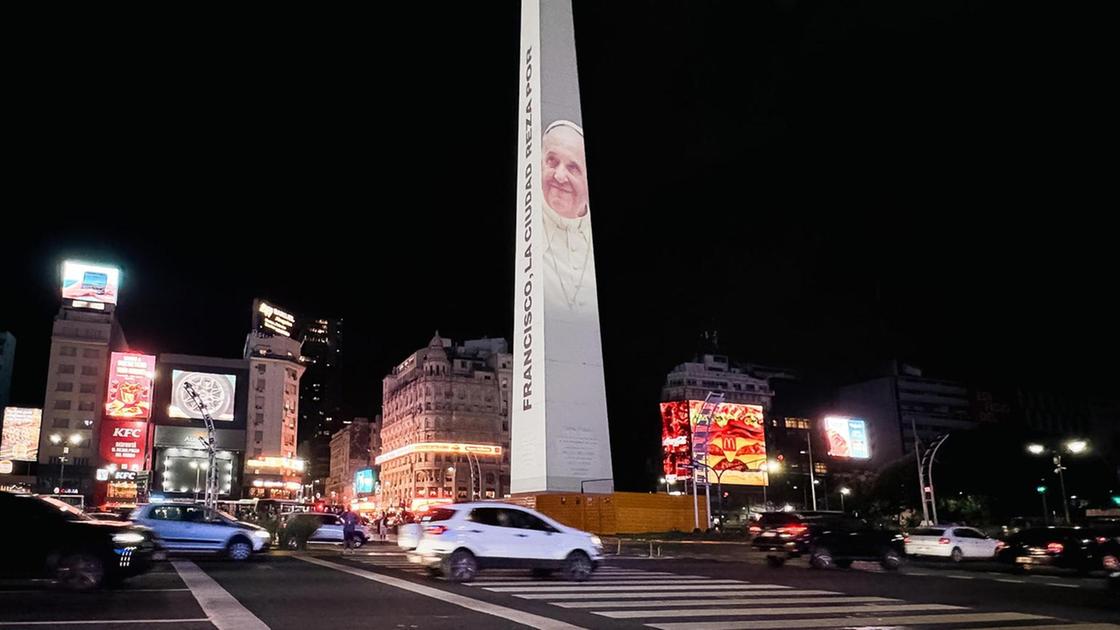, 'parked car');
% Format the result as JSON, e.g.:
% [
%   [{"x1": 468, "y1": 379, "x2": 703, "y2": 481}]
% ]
[
  {"x1": 752, "y1": 510, "x2": 905, "y2": 570},
  {"x1": 905, "y1": 525, "x2": 1001, "y2": 562},
  {"x1": 131, "y1": 502, "x2": 272, "y2": 560},
  {"x1": 0, "y1": 491, "x2": 160, "y2": 590},
  {"x1": 995, "y1": 526, "x2": 1113, "y2": 575},
  {"x1": 280, "y1": 512, "x2": 373, "y2": 549},
  {"x1": 405, "y1": 502, "x2": 603, "y2": 582}
]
